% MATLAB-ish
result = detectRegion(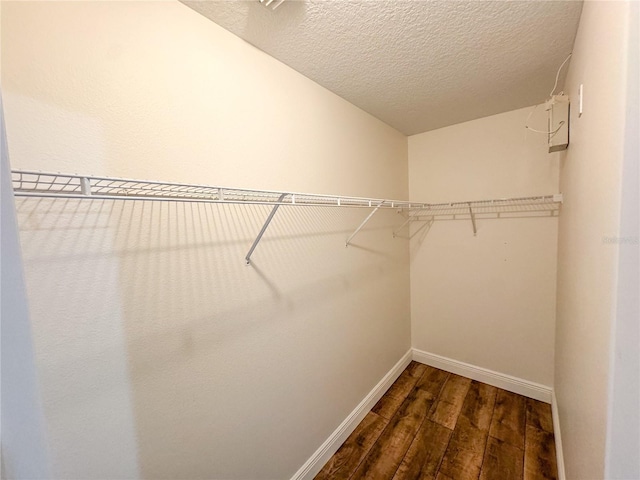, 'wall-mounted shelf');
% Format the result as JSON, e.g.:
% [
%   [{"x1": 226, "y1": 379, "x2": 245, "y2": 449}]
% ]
[
  {"x1": 10, "y1": 170, "x2": 412, "y2": 209},
  {"x1": 11, "y1": 170, "x2": 563, "y2": 261},
  {"x1": 11, "y1": 170, "x2": 413, "y2": 264},
  {"x1": 403, "y1": 194, "x2": 563, "y2": 236}
]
